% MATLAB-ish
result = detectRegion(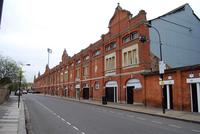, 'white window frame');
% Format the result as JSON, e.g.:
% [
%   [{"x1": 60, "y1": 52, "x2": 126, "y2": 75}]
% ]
[
  {"x1": 122, "y1": 44, "x2": 139, "y2": 67},
  {"x1": 105, "y1": 52, "x2": 116, "y2": 72}
]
